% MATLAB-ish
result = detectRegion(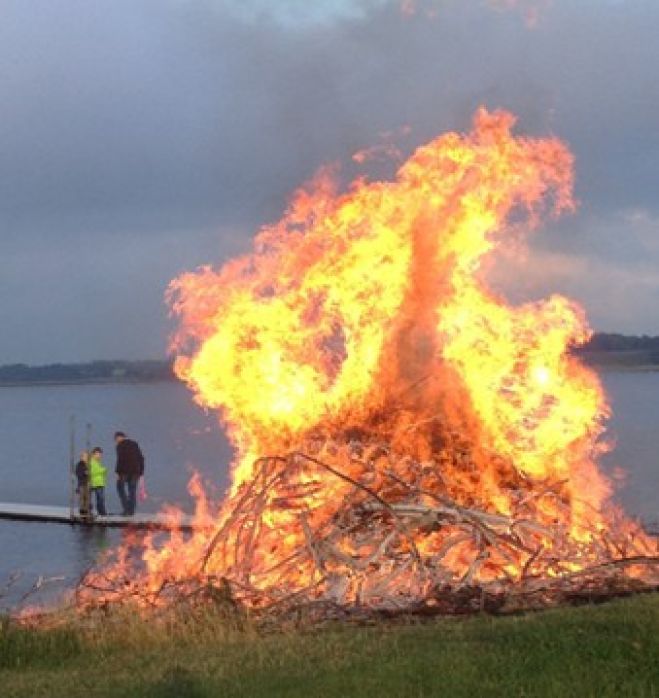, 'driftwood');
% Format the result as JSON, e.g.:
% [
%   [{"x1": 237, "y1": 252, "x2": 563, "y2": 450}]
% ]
[
  {"x1": 76, "y1": 439, "x2": 659, "y2": 621},
  {"x1": 0, "y1": 572, "x2": 67, "y2": 617}
]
